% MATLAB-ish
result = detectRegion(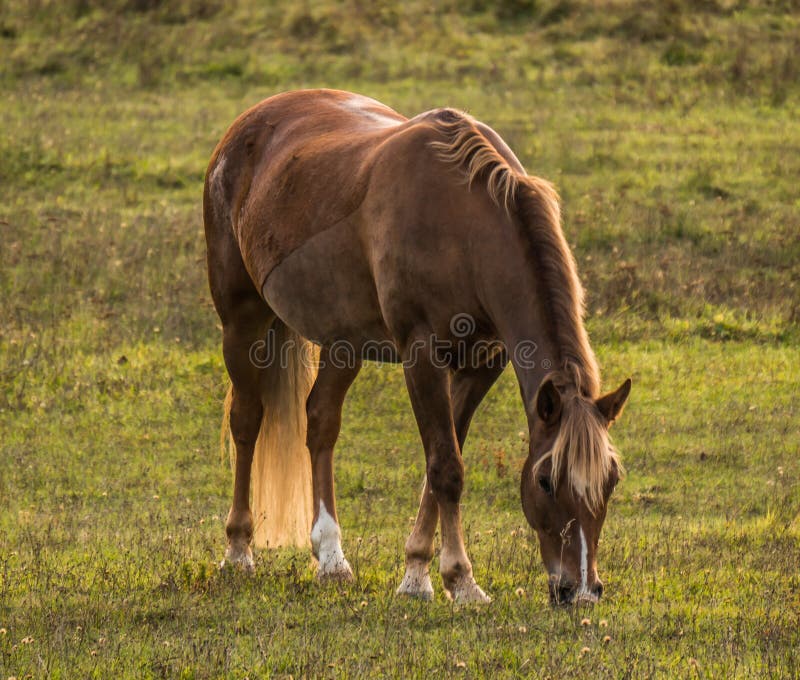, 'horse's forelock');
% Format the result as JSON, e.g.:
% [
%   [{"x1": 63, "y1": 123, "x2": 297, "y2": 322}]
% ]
[{"x1": 533, "y1": 382, "x2": 623, "y2": 514}]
